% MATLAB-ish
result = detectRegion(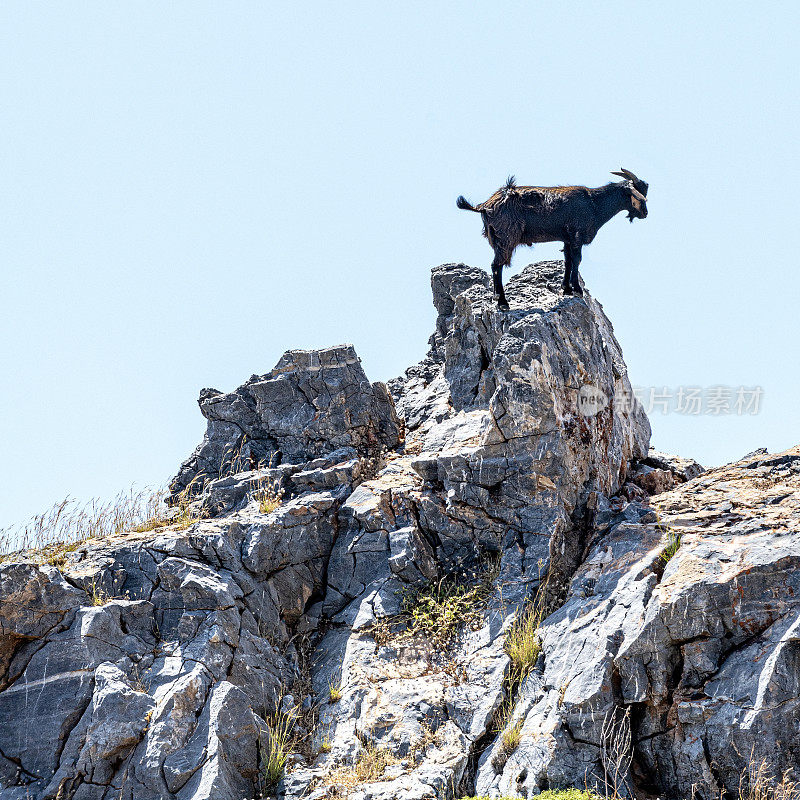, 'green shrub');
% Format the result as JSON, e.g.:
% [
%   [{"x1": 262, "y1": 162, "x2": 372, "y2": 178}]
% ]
[
  {"x1": 461, "y1": 791, "x2": 600, "y2": 800},
  {"x1": 372, "y1": 559, "x2": 499, "y2": 649},
  {"x1": 659, "y1": 530, "x2": 682, "y2": 565}
]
